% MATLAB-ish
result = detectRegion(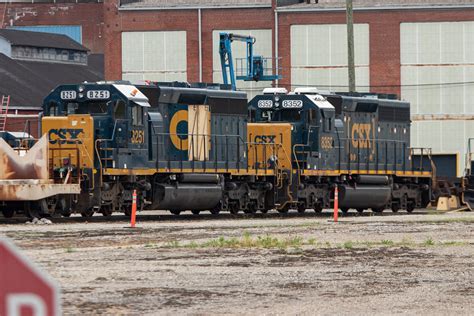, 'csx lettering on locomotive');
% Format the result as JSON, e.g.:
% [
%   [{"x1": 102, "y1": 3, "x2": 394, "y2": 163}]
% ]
[
  {"x1": 48, "y1": 128, "x2": 84, "y2": 144},
  {"x1": 254, "y1": 135, "x2": 276, "y2": 143},
  {"x1": 351, "y1": 123, "x2": 372, "y2": 149}
]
